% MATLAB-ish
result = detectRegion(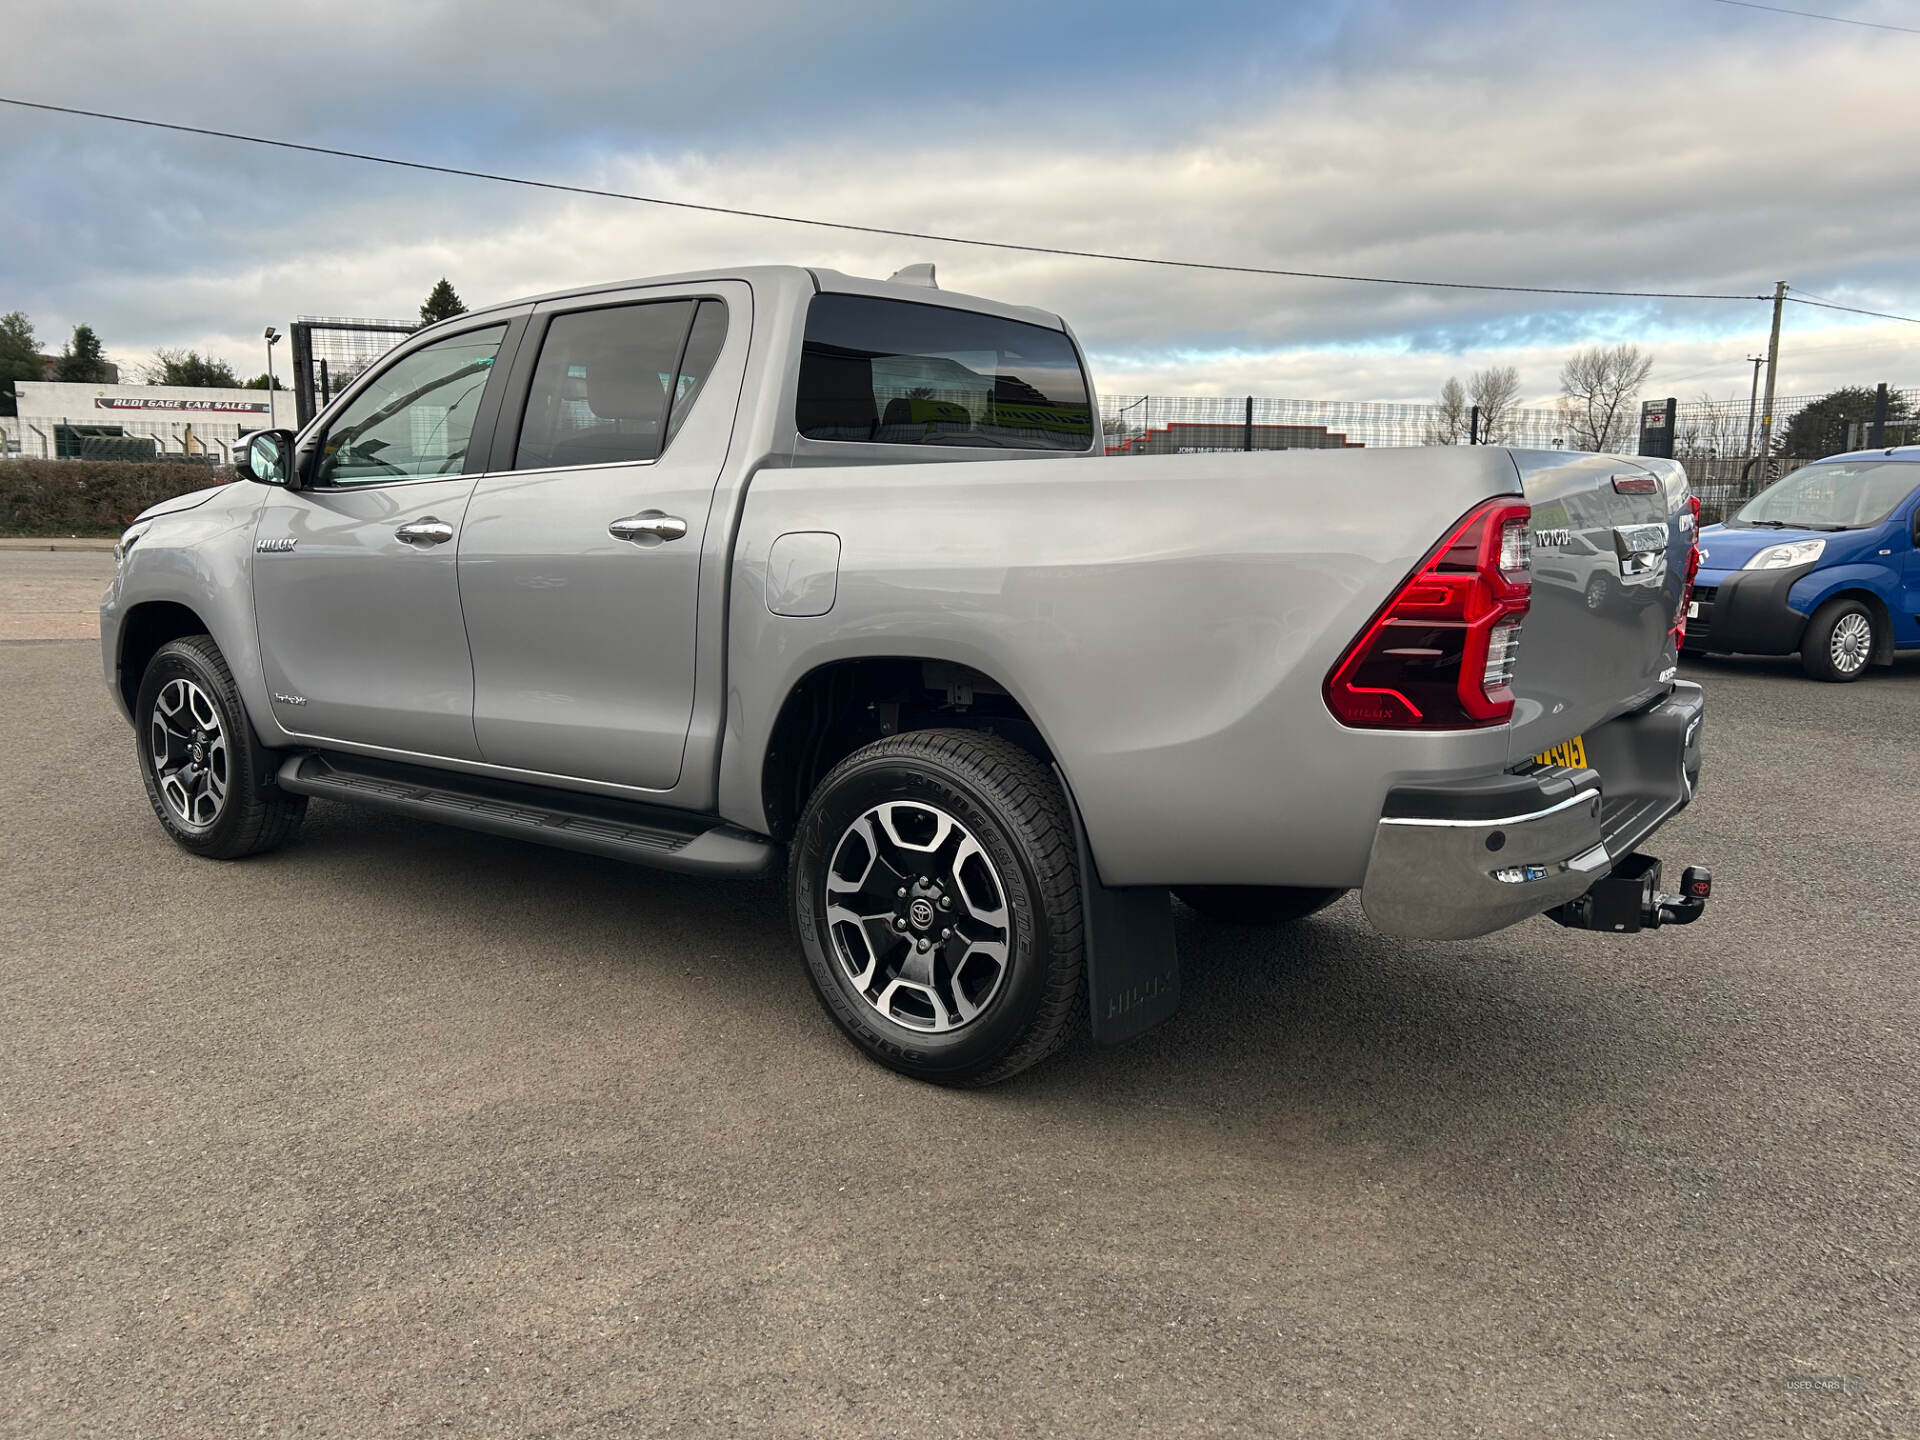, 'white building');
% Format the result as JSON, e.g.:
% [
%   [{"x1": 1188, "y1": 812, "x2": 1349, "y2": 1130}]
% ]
[{"x1": 2, "y1": 380, "x2": 286, "y2": 461}]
